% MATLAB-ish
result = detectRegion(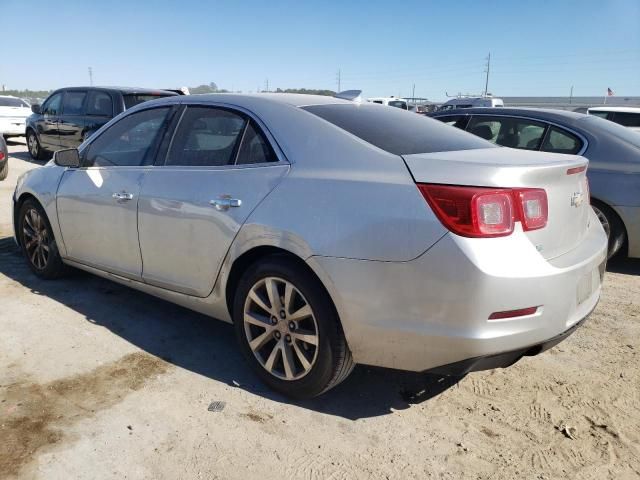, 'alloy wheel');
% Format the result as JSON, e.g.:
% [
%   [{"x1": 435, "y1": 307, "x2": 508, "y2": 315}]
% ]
[
  {"x1": 243, "y1": 277, "x2": 319, "y2": 380},
  {"x1": 22, "y1": 208, "x2": 50, "y2": 270},
  {"x1": 28, "y1": 133, "x2": 39, "y2": 157}
]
